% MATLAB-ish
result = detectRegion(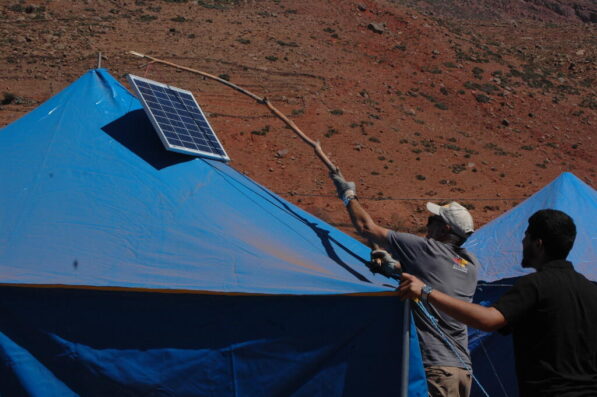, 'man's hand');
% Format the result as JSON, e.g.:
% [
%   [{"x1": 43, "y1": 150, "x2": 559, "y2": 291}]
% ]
[
  {"x1": 329, "y1": 171, "x2": 356, "y2": 202},
  {"x1": 369, "y1": 249, "x2": 402, "y2": 279},
  {"x1": 397, "y1": 273, "x2": 425, "y2": 301}
]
